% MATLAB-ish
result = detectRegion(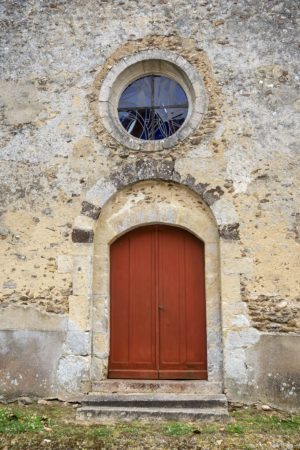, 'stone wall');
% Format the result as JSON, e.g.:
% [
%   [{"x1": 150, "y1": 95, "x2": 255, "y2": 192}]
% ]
[{"x1": 0, "y1": 0, "x2": 299, "y2": 409}]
